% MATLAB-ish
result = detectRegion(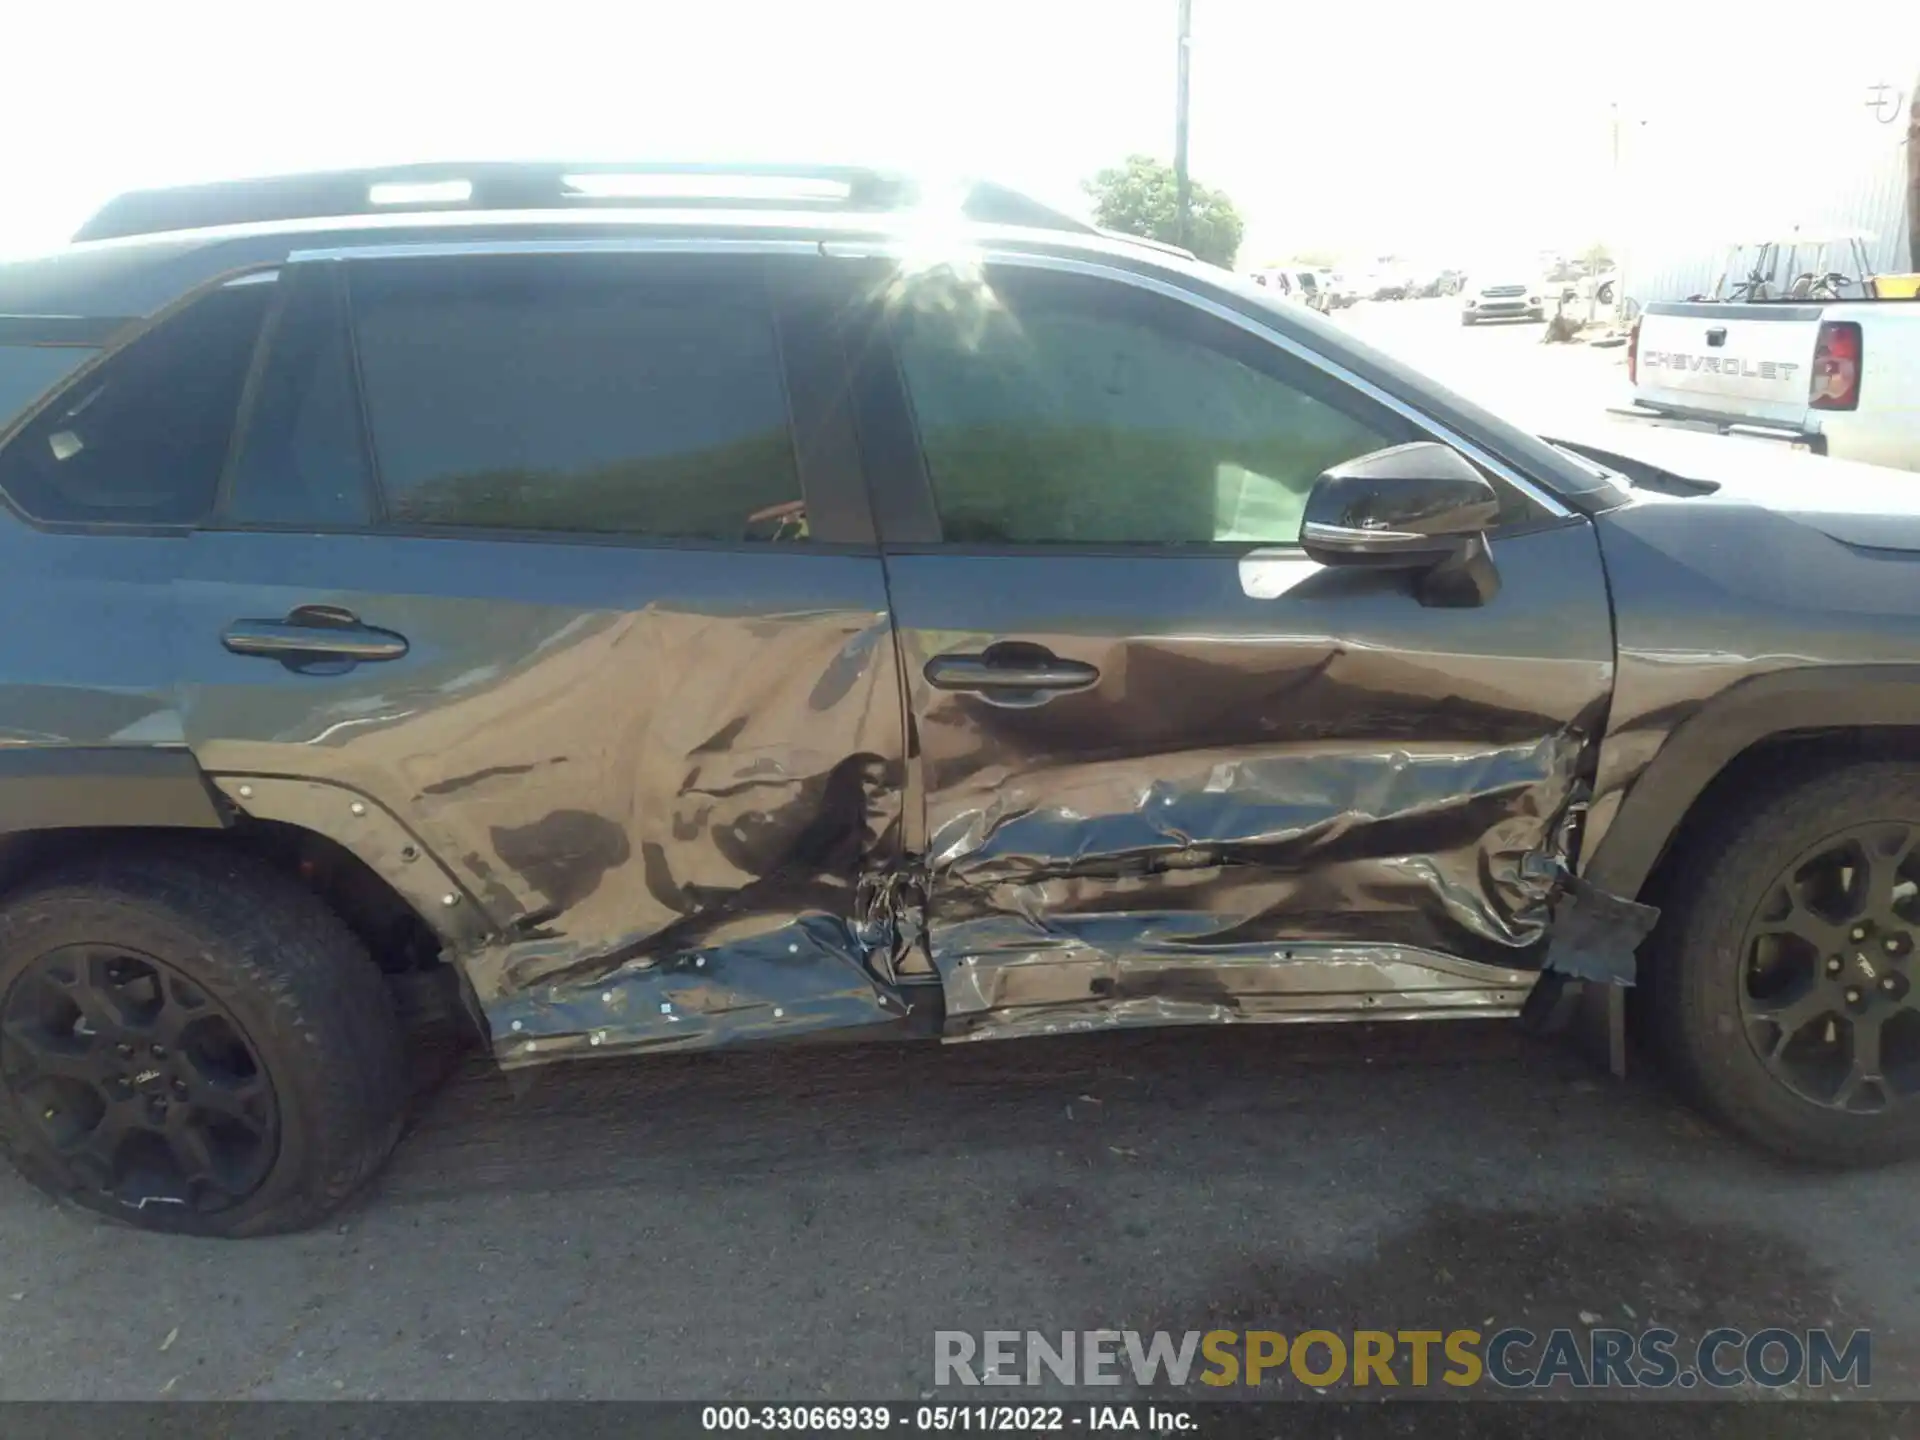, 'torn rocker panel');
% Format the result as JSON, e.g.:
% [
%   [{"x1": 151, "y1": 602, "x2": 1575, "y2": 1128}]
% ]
[{"x1": 469, "y1": 730, "x2": 1652, "y2": 1059}]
